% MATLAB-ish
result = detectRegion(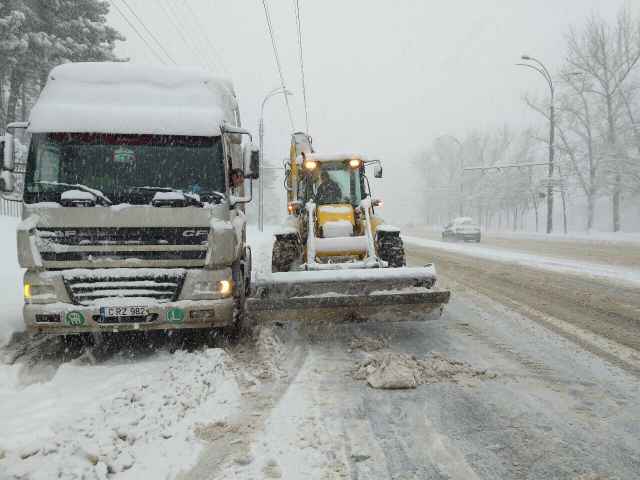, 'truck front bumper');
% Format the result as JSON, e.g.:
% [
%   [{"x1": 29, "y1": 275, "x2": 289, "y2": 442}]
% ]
[{"x1": 25, "y1": 298, "x2": 235, "y2": 334}]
